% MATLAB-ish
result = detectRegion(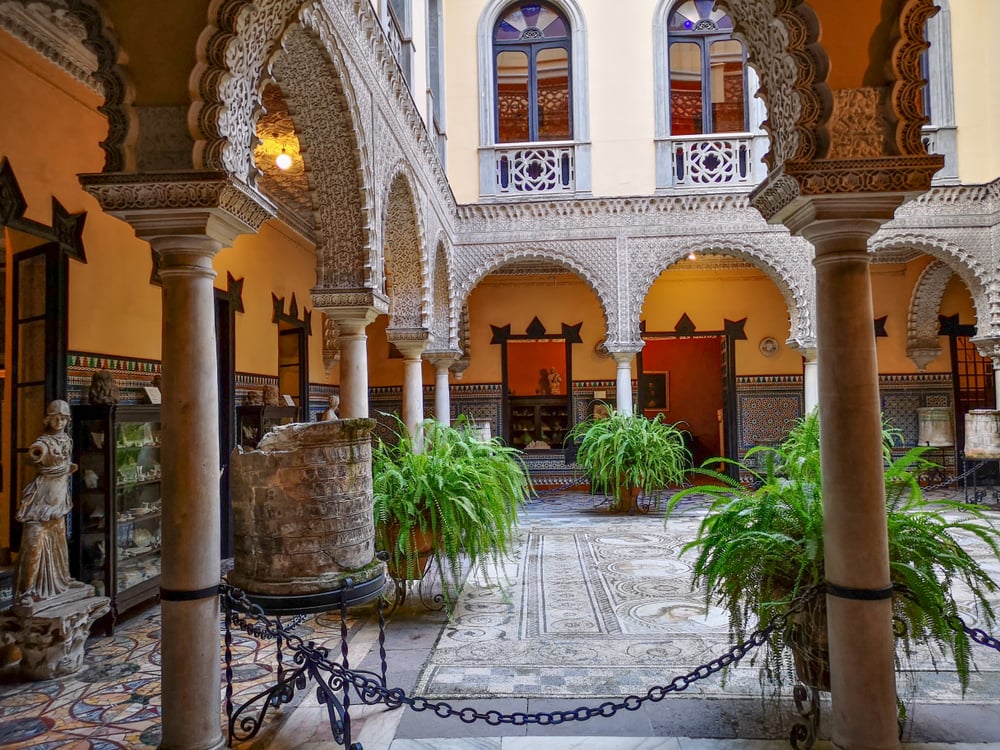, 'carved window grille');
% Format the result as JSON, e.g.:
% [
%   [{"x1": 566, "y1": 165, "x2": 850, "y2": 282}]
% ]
[
  {"x1": 496, "y1": 143, "x2": 574, "y2": 193},
  {"x1": 672, "y1": 134, "x2": 751, "y2": 187}
]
